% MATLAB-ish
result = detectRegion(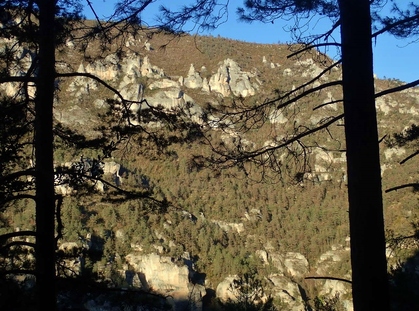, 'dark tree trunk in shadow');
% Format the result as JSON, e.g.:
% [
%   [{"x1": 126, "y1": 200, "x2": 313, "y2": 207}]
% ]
[
  {"x1": 338, "y1": 0, "x2": 390, "y2": 310},
  {"x1": 35, "y1": 0, "x2": 57, "y2": 309}
]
